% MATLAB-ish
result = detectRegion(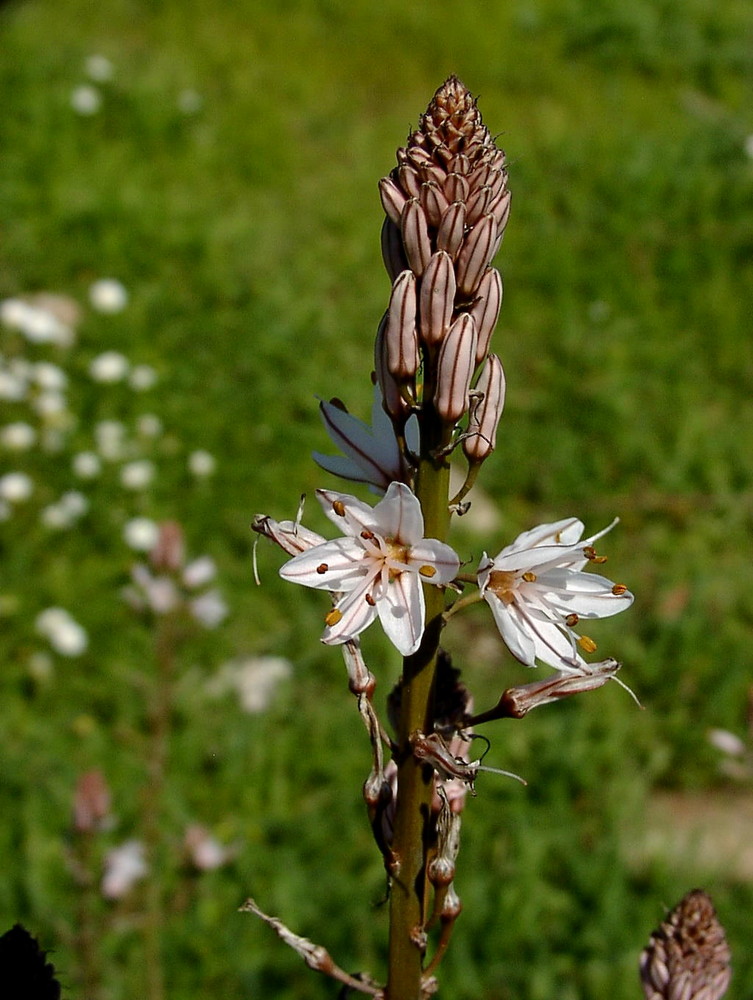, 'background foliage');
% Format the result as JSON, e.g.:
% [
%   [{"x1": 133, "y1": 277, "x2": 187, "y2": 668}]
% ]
[{"x1": 1, "y1": 0, "x2": 752, "y2": 997}]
